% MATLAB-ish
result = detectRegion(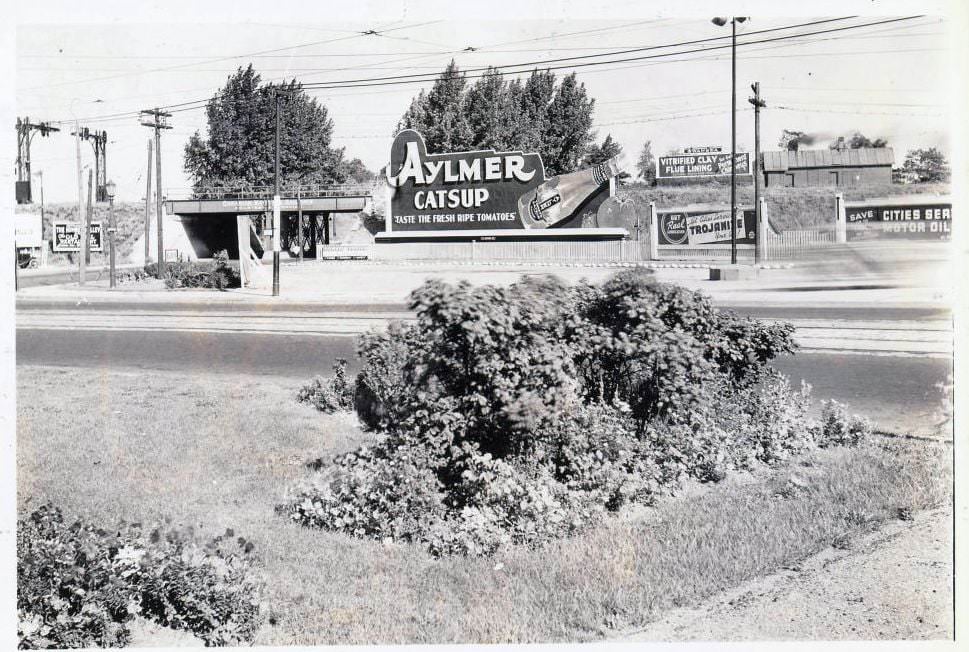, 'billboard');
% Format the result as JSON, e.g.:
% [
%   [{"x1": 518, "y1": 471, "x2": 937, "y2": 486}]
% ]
[
  {"x1": 52, "y1": 221, "x2": 103, "y2": 253},
  {"x1": 657, "y1": 152, "x2": 750, "y2": 179},
  {"x1": 845, "y1": 202, "x2": 951, "y2": 241},
  {"x1": 385, "y1": 130, "x2": 624, "y2": 232},
  {"x1": 657, "y1": 209, "x2": 756, "y2": 246},
  {"x1": 15, "y1": 213, "x2": 43, "y2": 248}
]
